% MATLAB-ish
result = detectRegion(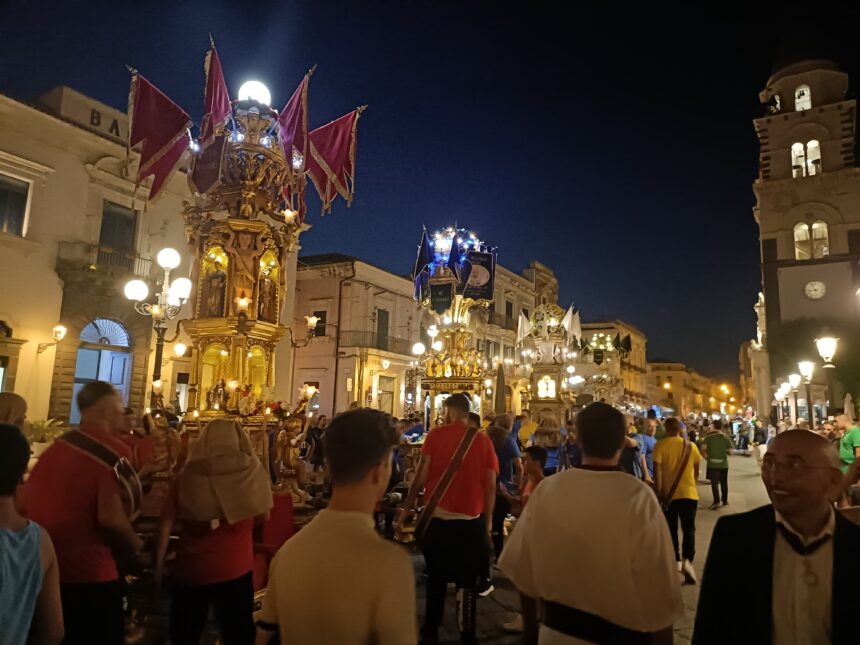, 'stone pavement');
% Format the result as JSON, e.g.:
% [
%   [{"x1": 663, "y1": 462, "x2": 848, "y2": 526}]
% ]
[{"x1": 412, "y1": 454, "x2": 771, "y2": 644}]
